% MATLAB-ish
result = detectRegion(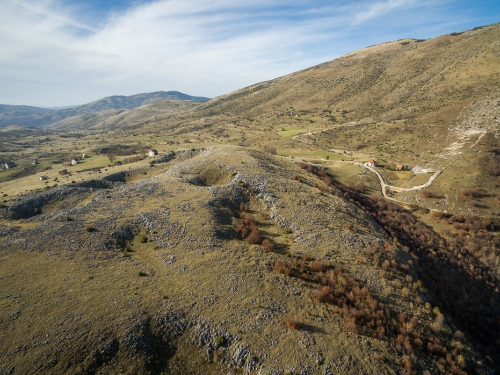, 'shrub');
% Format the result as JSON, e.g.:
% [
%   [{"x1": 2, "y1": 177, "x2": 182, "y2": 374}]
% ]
[
  {"x1": 431, "y1": 211, "x2": 445, "y2": 219},
  {"x1": 459, "y1": 188, "x2": 479, "y2": 198},
  {"x1": 138, "y1": 271, "x2": 147, "y2": 277},
  {"x1": 139, "y1": 235, "x2": 148, "y2": 243},
  {"x1": 263, "y1": 145, "x2": 277, "y2": 155},
  {"x1": 310, "y1": 260, "x2": 328, "y2": 272},
  {"x1": 86, "y1": 226, "x2": 95, "y2": 232},
  {"x1": 235, "y1": 223, "x2": 250, "y2": 238},
  {"x1": 246, "y1": 229, "x2": 263, "y2": 244},
  {"x1": 285, "y1": 316, "x2": 301, "y2": 330},
  {"x1": 262, "y1": 238, "x2": 275, "y2": 252},
  {"x1": 274, "y1": 259, "x2": 292, "y2": 276},
  {"x1": 421, "y1": 190, "x2": 439, "y2": 199},
  {"x1": 214, "y1": 335, "x2": 227, "y2": 347}
]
